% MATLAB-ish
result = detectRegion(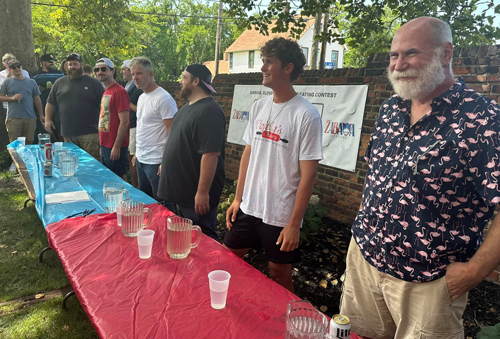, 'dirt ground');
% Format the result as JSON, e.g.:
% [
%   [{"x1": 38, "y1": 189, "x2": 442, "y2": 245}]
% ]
[{"x1": 217, "y1": 217, "x2": 500, "y2": 338}]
